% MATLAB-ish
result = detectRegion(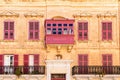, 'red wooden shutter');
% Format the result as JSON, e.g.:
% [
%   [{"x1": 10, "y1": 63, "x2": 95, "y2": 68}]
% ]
[
  {"x1": 102, "y1": 23, "x2": 107, "y2": 40},
  {"x1": 84, "y1": 22, "x2": 88, "y2": 40},
  {"x1": 84, "y1": 55, "x2": 88, "y2": 66},
  {"x1": 102, "y1": 55, "x2": 107, "y2": 66},
  {"x1": 108, "y1": 22, "x2": 112, "y2": 40},
  {"x1": 24, "y1": 54, "x2": 29, "y2": 66},
  {"x1": 34, "y1": 54, "x2": 39, "y2": 66},
  {"x1": 10, "y1": 22, "x2": 14, "y2": 39},
  {"x1": 14, "y1": 54, "x2": 18, "y2": 66},
  {"x1": 108, "y1": 55, "x2": 112, "y2": 66},
  {"x1": 4, "y1": 22, "x2": 9, "y2": 39},
  {"x1": 0, "y1": 54, "x2": 3, "y2": 66},
  {"x1": 29, "y1": 22, "x2": 34, "y2": 39}
]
